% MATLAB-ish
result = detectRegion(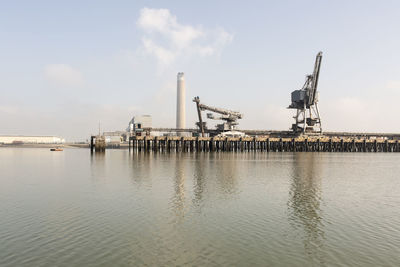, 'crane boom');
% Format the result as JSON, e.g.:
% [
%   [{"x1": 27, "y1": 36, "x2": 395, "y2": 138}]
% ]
[
  {"x1": 197, "y1": 103, "x2": 242, "y2": 118},
  {"x1": 308, "y1": 51, "x2": 322, "y2": 106}
]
